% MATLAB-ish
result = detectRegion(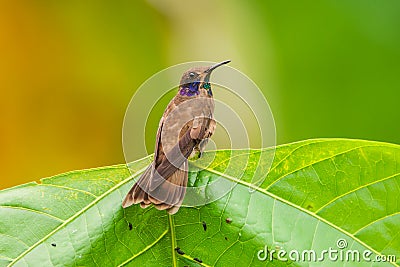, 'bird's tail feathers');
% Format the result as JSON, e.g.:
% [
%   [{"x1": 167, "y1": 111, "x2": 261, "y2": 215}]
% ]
[{"x1": 122, "y1": 161, "x2": 188, "y2": 214}]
